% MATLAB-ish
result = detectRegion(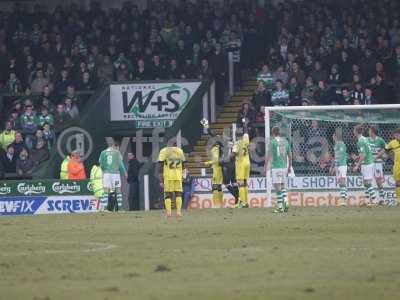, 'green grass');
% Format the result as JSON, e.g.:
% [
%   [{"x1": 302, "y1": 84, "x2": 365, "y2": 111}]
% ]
[{"x1": 1, "y1": 207, "x2": 400, "y2": 300}]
